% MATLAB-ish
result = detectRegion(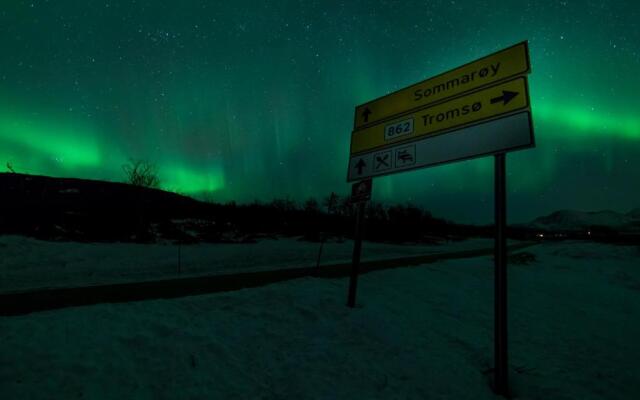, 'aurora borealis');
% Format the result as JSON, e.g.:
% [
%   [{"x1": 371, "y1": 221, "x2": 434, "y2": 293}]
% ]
[{"x1": 1, "y1": 1, "x2": 638, "y2": 223}]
